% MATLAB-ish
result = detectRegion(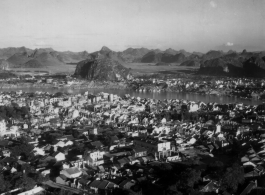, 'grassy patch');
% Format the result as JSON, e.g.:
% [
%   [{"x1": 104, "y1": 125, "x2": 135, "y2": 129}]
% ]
[{"x1": 123, "y1": 63, "x2": 198, "y2": 76}]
